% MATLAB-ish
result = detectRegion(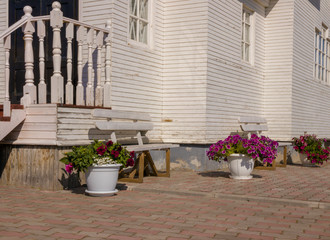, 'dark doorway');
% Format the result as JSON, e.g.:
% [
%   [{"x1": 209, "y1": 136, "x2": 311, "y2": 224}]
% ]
[{"x1": 9, "y1": 0, "x2": 78, "y2": 103}]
